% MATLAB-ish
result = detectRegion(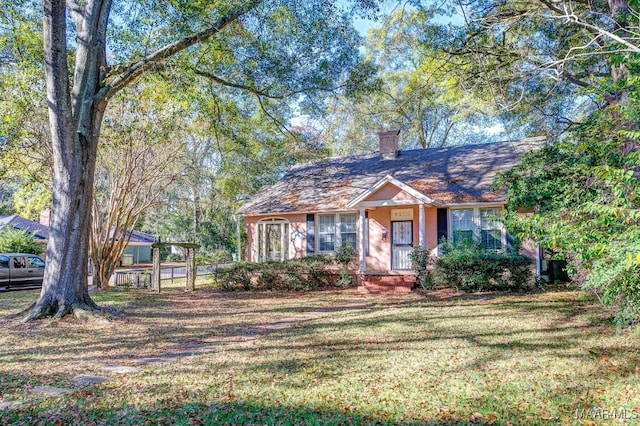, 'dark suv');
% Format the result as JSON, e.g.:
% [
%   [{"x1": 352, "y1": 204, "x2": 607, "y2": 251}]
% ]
[{"x1": 0, "y1": 253, "x2": 45, "y2": 289}]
